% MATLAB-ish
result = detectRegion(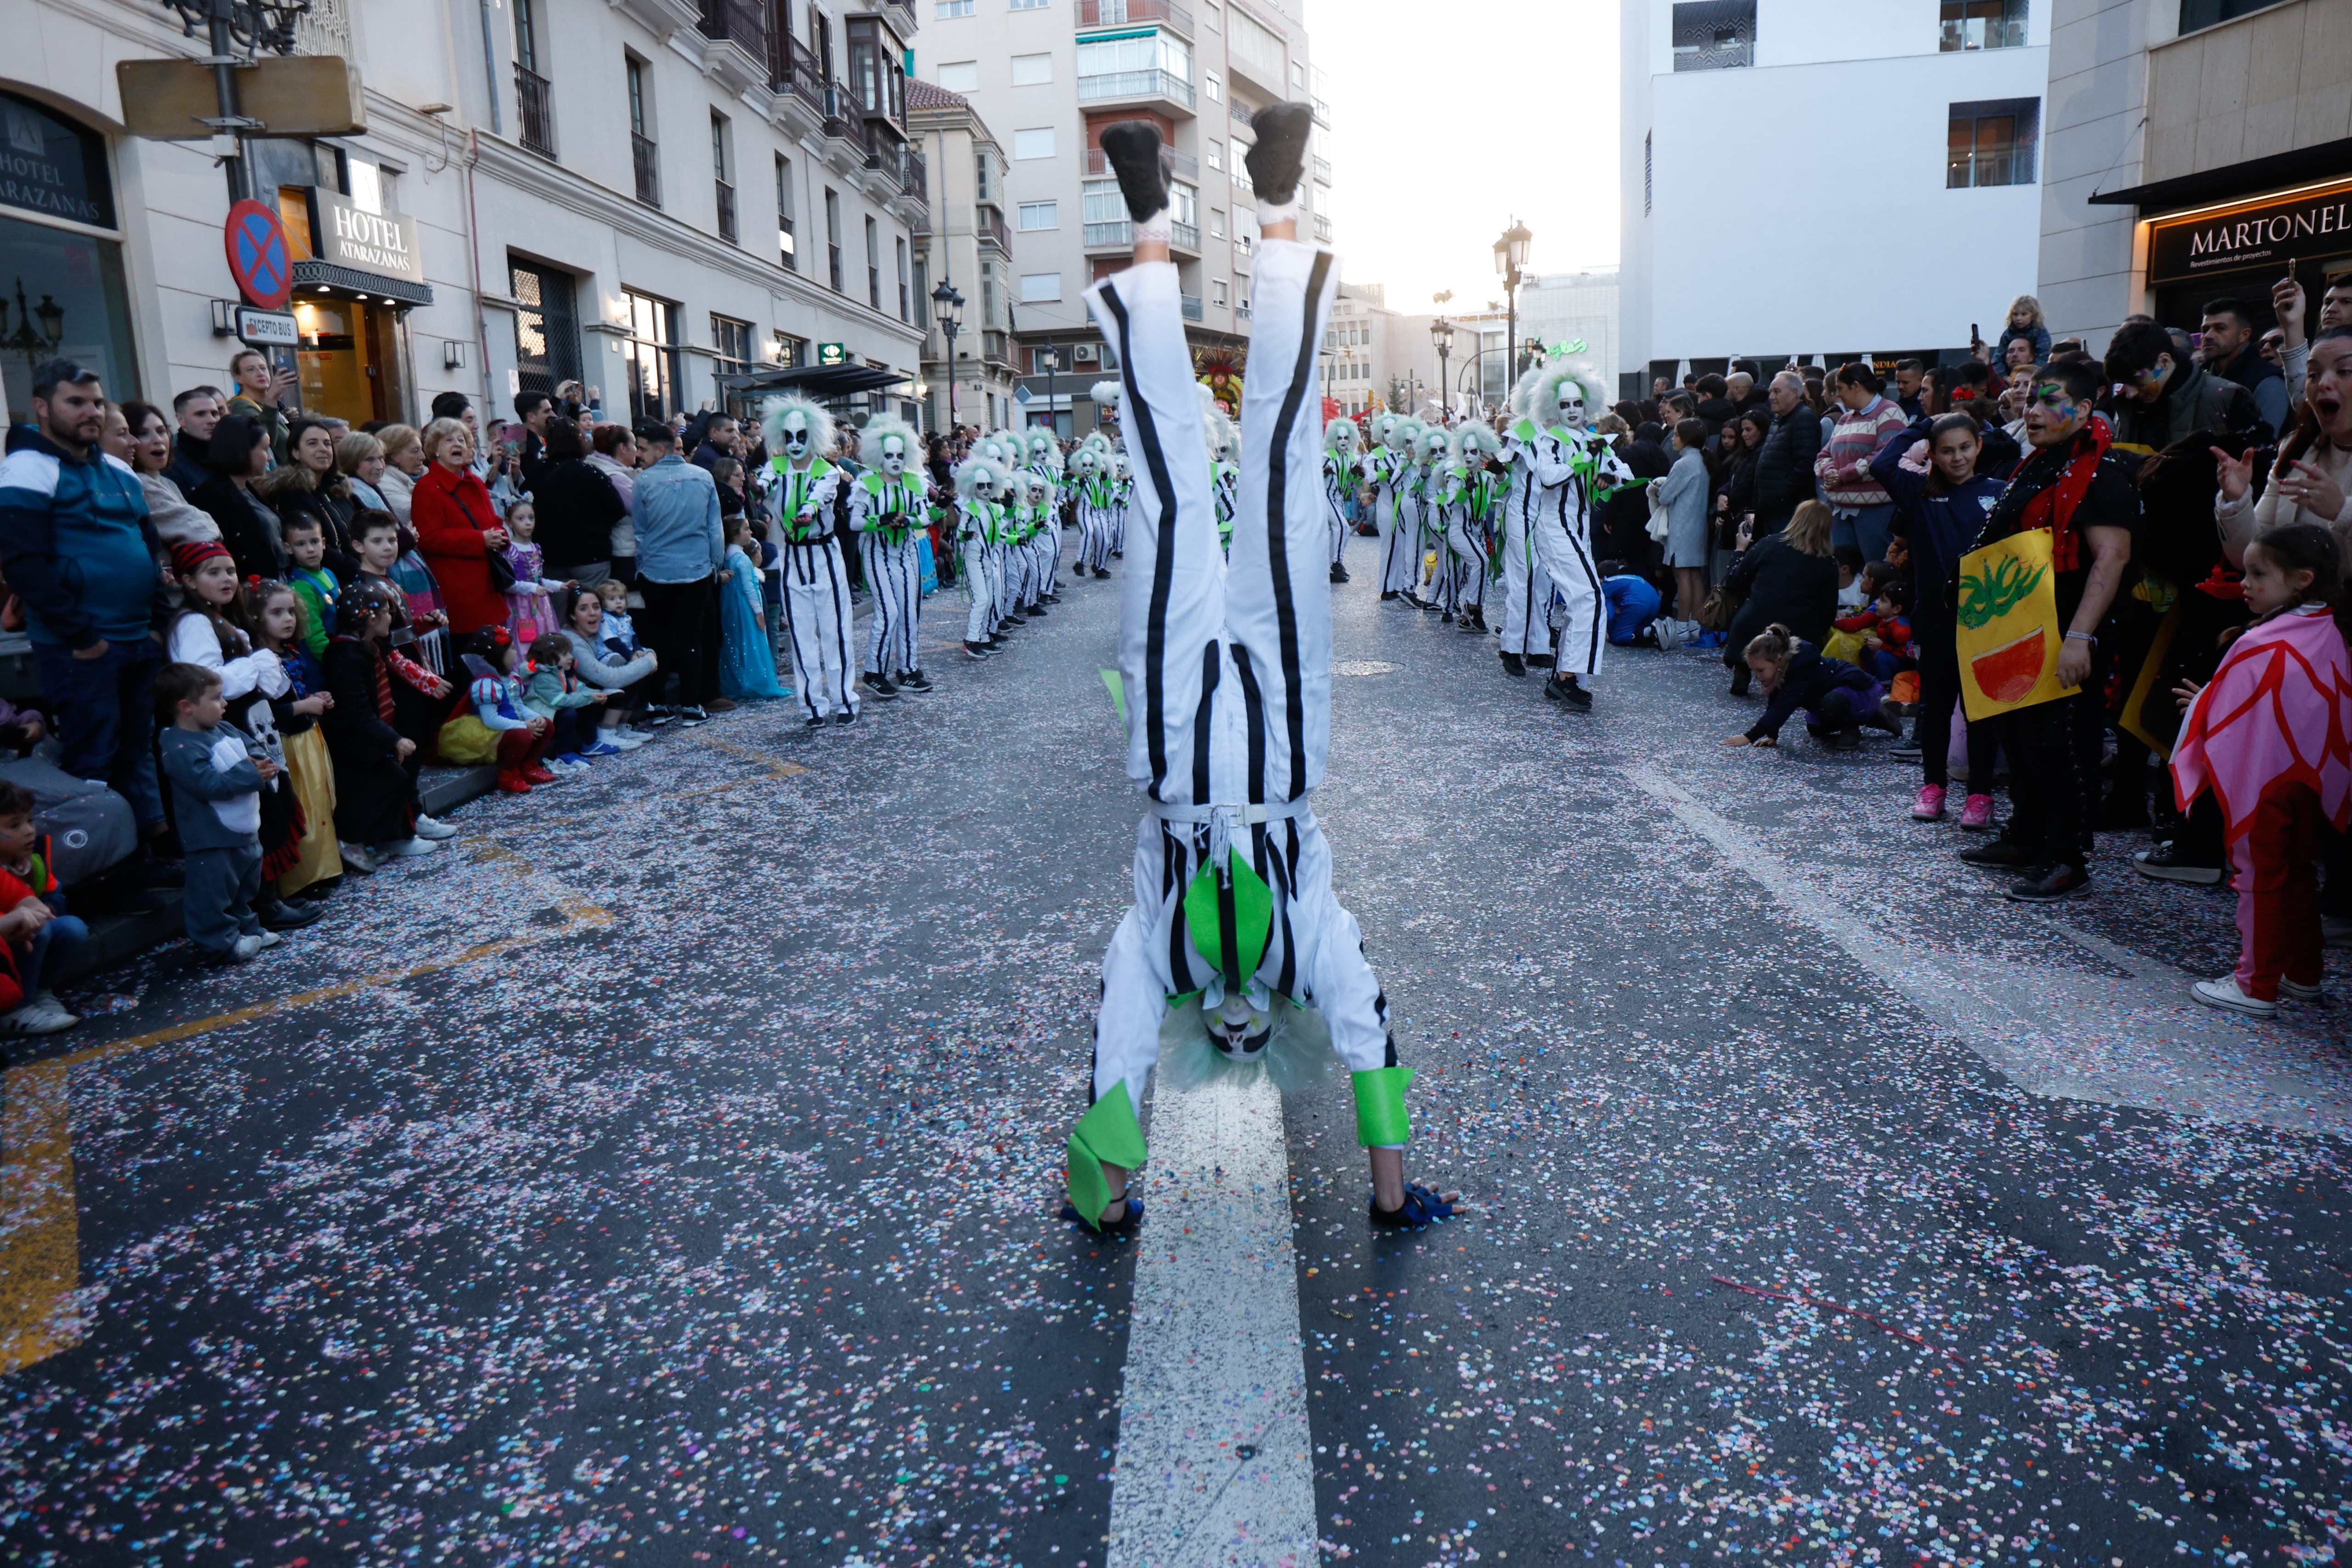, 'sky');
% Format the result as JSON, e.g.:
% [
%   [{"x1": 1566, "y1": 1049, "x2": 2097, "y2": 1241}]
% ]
[{"x1": 1311, "y1": 0, "x2": 1622, "y2": 310}]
